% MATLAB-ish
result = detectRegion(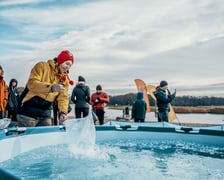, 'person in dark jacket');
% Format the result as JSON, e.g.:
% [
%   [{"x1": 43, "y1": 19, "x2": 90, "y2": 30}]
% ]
[
  {"x1": 90, "y1": 85, "x2": 109, "y2": 125},
  {"x1": 154, "y1": 80, "x2": 176, "y2": 122},
  {"x1": 131, "y1": 92, "x2": 147, "y2": 122},
  {"x1": 7, "y1": 79, "x2": 19, "y2": 121},
  {"x1": 71, "y1": 76, "x2": 90, "y2": 118}
]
